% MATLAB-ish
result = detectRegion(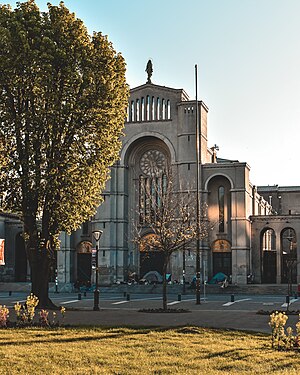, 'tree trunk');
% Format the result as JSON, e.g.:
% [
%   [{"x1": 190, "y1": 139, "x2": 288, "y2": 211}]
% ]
[
  {"x1": 23, "y1": 209, "x2": 57, "y2": 309},
  {"x1": 29, "y1": 247, "x2": 56, "y2": 309},
  {"x1": 25, "y1": 228, "x2": 56, "y2": 309}
]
